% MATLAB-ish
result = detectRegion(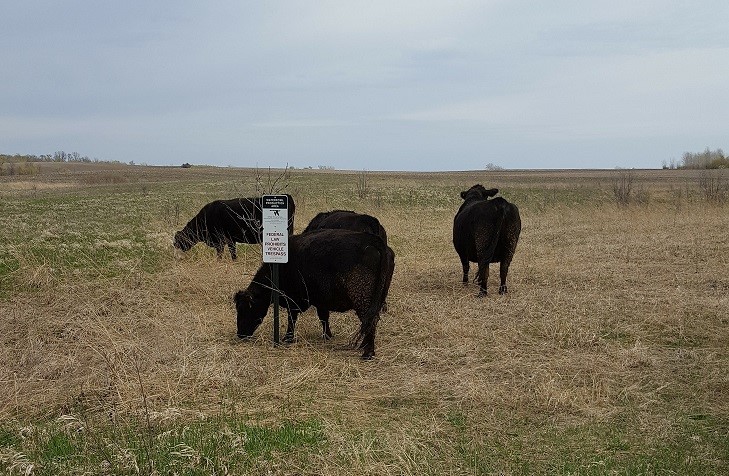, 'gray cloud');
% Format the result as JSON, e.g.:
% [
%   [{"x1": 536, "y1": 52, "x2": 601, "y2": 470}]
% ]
[{"x1": 2, "y1": 0, "x2": 727, "y2": 169}]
